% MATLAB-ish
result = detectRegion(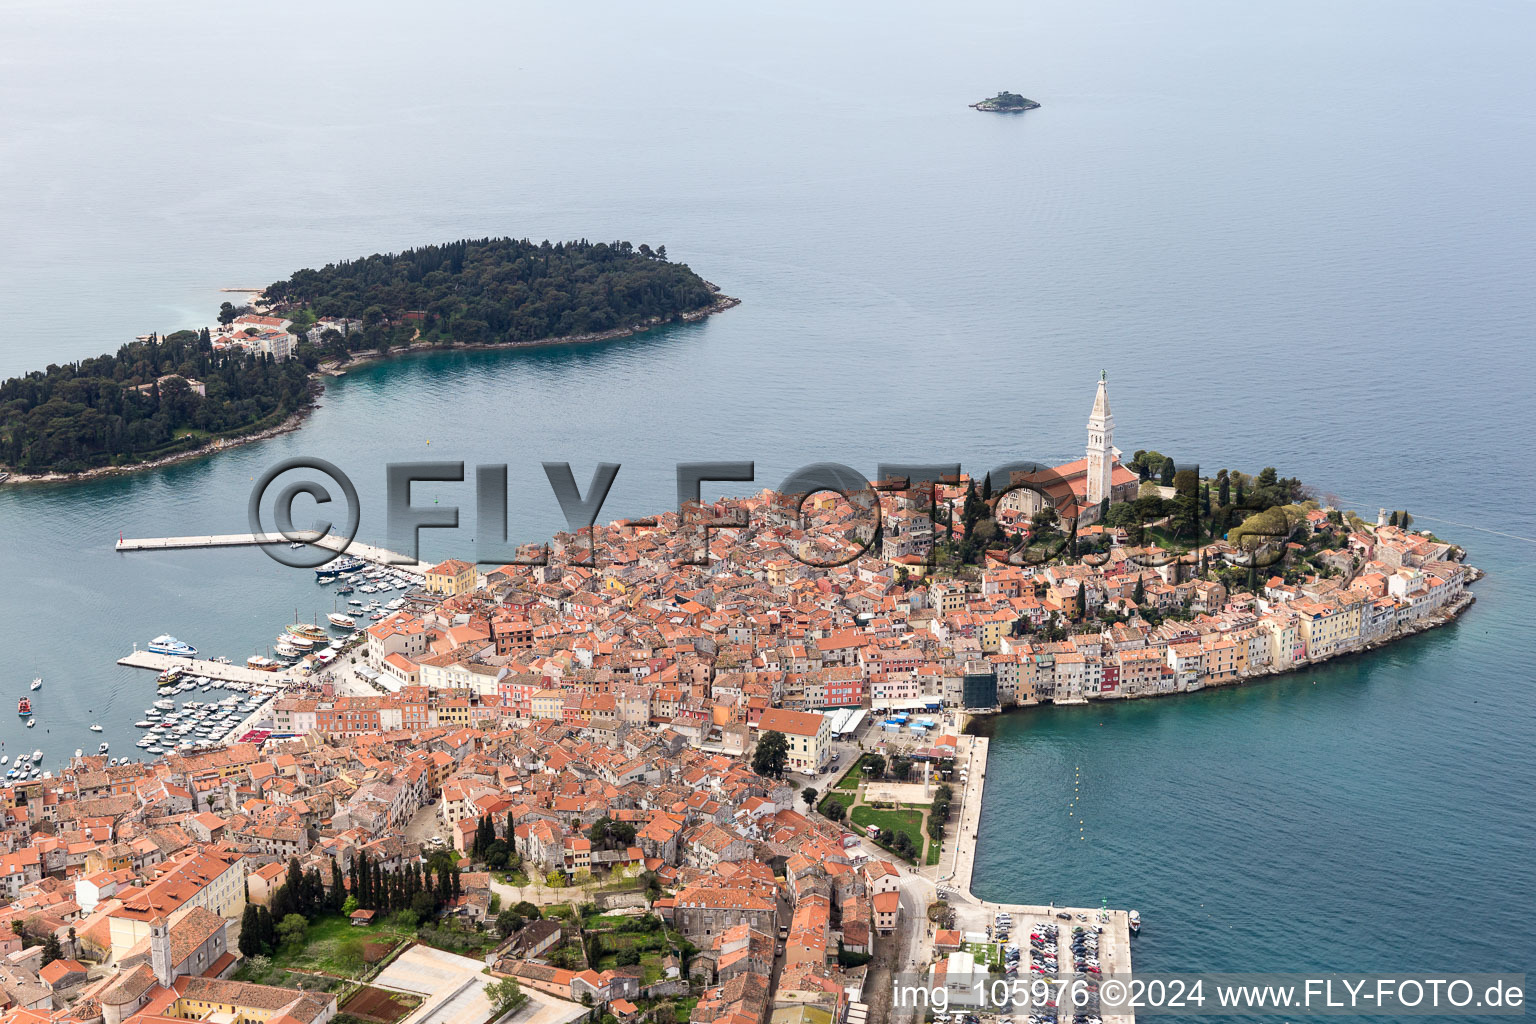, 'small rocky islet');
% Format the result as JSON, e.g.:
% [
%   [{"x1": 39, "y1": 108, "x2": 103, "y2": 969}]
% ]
[{"x1": 971, "y1": 90, "x2": 1041, "y2": 112}]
